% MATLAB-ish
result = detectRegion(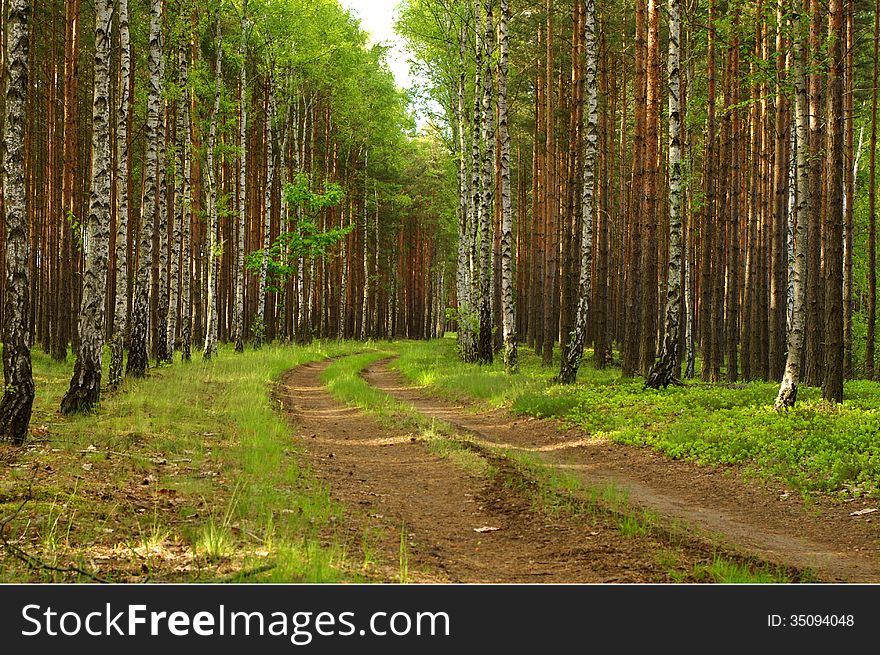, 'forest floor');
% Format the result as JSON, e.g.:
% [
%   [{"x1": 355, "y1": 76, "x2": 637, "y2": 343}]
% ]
[
  {"x1": 277, "y1": 345, "x2": 876, "y2": 583},
  {"x1": 2, "y1": 338, "x2": 880, "y2": 582}
]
